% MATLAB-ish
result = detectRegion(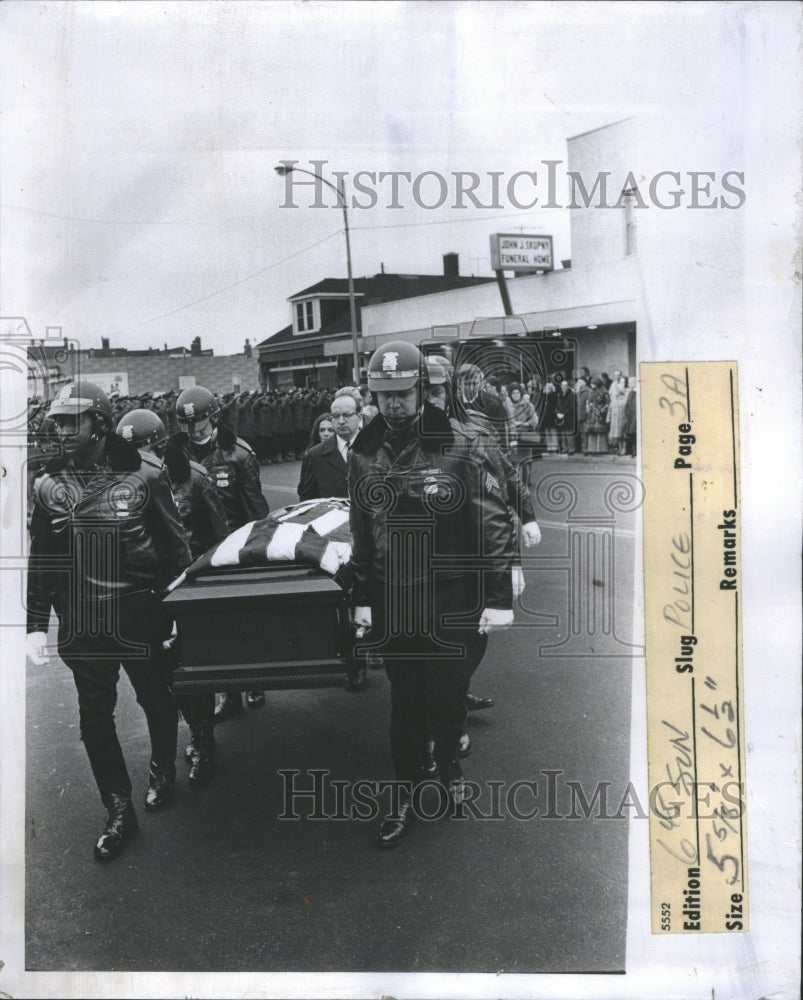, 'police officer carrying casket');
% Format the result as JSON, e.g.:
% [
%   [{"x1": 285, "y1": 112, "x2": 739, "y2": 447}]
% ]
[
  {"x1": 117, "y1": 407, "x2": 231, "y2": 567},
  {"x1": 26, "y1": 381, "x2": 192, "y2": 861},
  {"x1": 171, "y1": 385, "x2": 270, "y2": 719},
  {"x1": 348, "y1": 342, "x2": 516, "y2": 848},
  {"x1": 173, "y1": 386, "x2": 269, "y2": 531},
  {"x1": 117, "y1": 407, "x2": 231, "y2": 786},
  {"x1": 424, "y1": 356, "x2": 542, "y2": 756}
]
